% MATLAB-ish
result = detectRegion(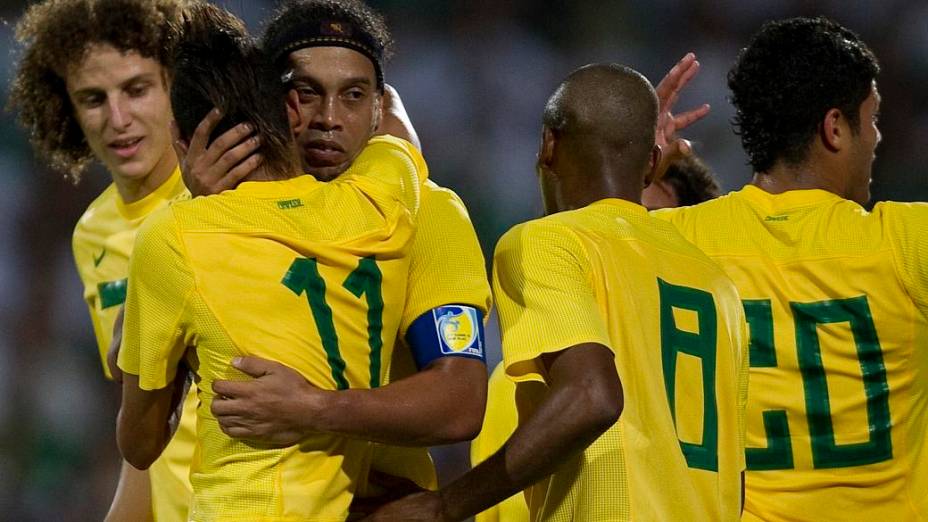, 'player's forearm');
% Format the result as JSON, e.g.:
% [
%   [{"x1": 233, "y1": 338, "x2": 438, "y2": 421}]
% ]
[
  {"x1": 117, "y1": 374, "x2": 180, "y2": 470},
  {"x1": 439, "y1": 373, "x2": 621, "y2": 520},
  {"x1": 314, "y1": 357, "x2": 487, "y2": 446}
]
